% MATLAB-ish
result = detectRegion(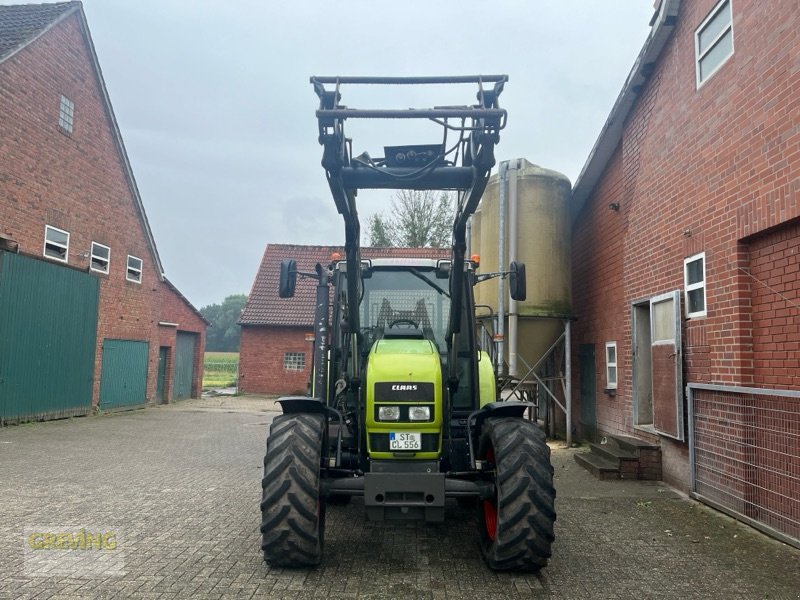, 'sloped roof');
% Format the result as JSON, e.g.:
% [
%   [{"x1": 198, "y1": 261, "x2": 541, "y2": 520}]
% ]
[
  {"x1": 0, "y1": 2, "x2": 77, "y2": 62},
  {"x1": 240, "y1": 244, "x2": 449, "y2": 327},
  {"x1": 162, "y1": 277, "x2": 211, "y2": 326},
  {"x1": 0, "y1": 1, "x2": 165, "y2": 278}
]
